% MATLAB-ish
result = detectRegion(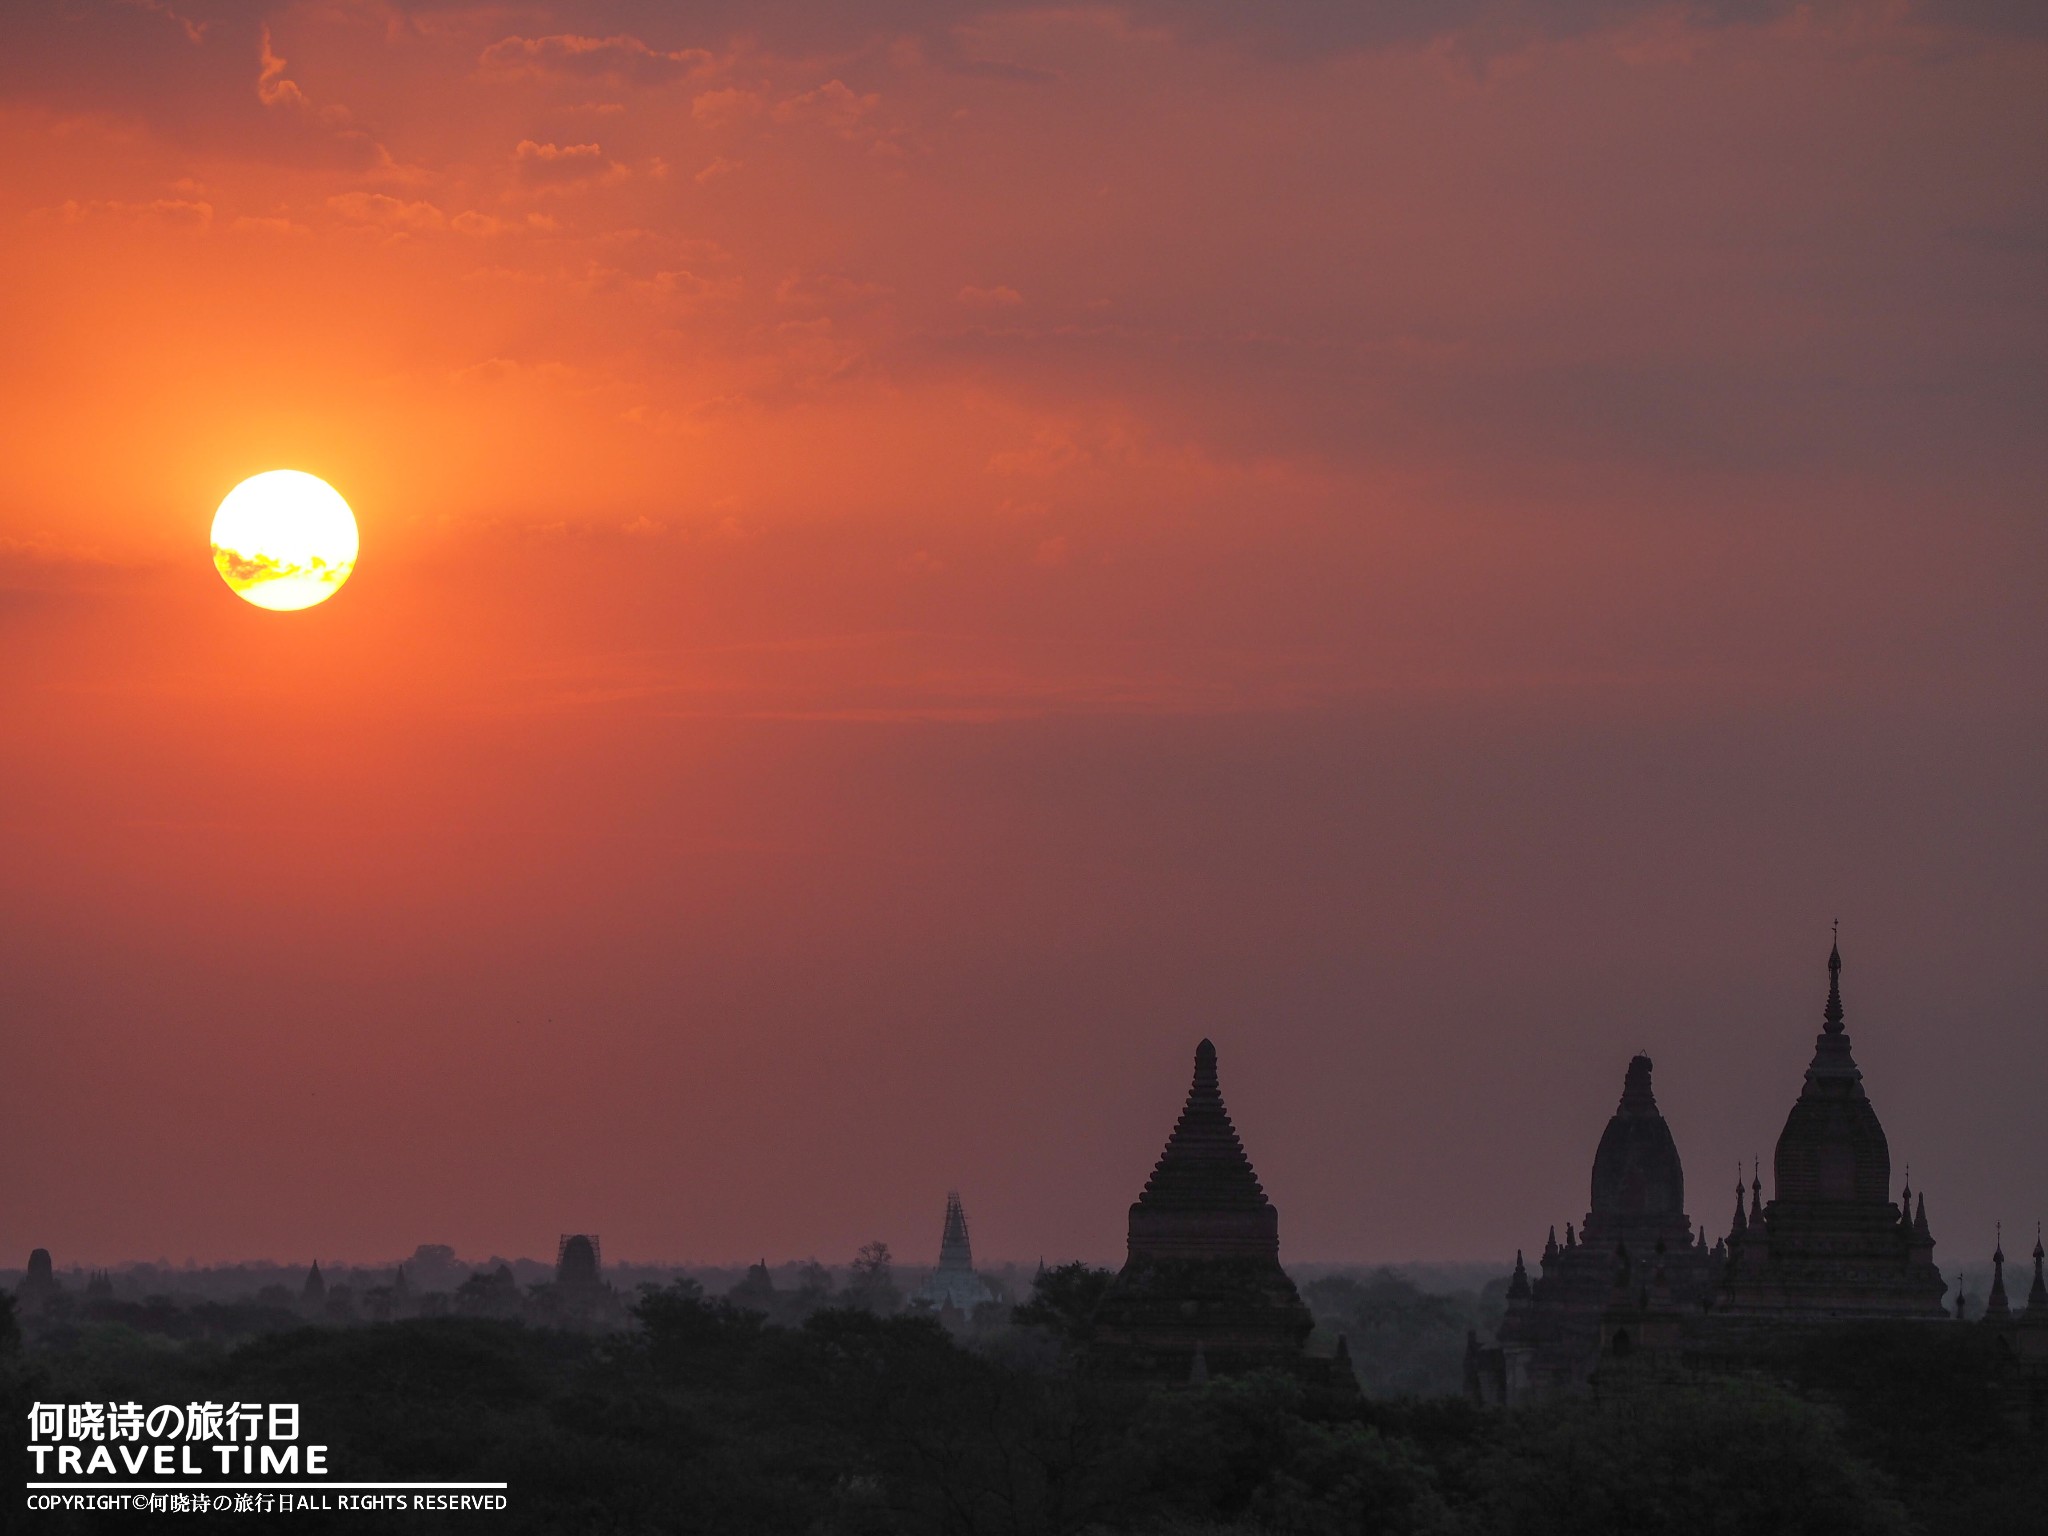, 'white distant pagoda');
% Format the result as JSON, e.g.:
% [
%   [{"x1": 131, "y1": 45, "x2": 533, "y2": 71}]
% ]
[{"x1": 914, "y1": 1191, "x2": 997, "y2": 1313}]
